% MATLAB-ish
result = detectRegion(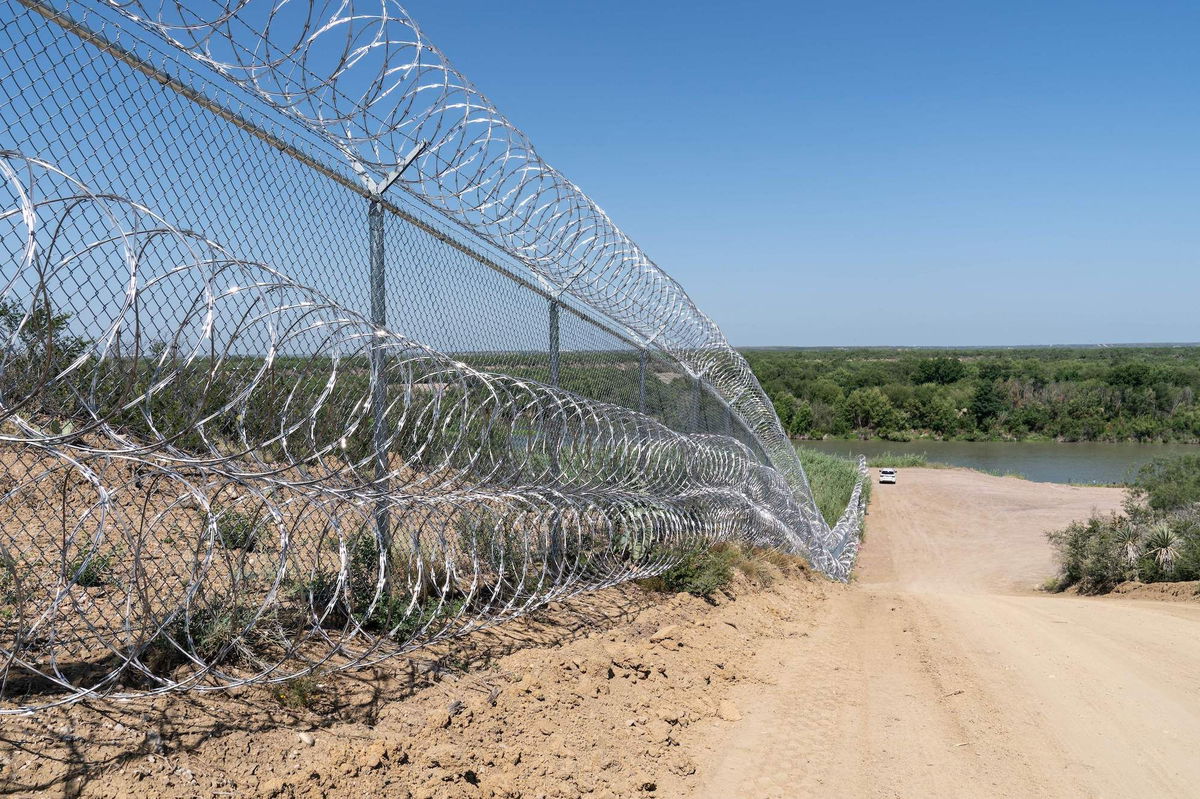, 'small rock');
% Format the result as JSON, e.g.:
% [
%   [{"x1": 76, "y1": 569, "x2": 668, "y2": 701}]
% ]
[
  {"x1": 297, "y1": 732, "x2": 315, "y2": 747},
  {"x1": 648, "y1": 625, "x2": 678, "y2": 643},
  {"x1": 142, "y1": 731, "x2": 164, "y2": 754},
  {"x1": 645, "y1": 720, "x2": 672, "y2": 743},
  {"x1": 364, "y1": 741, "x2": 389, "y2": 770},
  {"x1": 717, "y1": 700, "x2": 742, "y2": 722}
]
